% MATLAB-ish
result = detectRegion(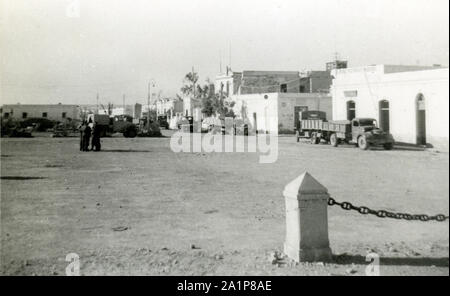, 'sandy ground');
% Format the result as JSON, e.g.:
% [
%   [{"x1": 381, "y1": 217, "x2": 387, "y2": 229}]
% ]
[{"x1": 1, "y1": 131, "x2": 448, "y2": 276}]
